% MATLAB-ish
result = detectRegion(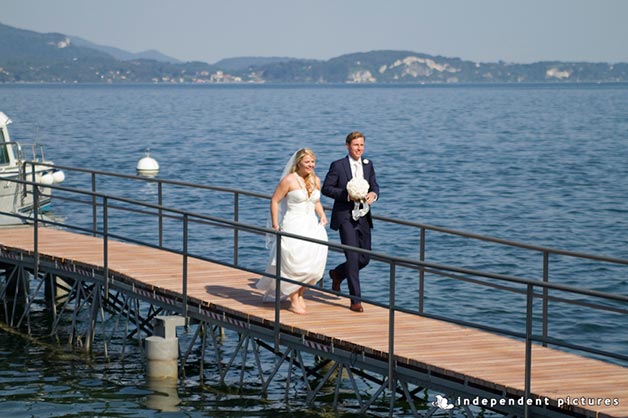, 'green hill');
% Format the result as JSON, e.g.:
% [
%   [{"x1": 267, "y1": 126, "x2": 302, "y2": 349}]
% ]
[{"x1": 1, "y1": 22, "x2": 627, "y2": 84}]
